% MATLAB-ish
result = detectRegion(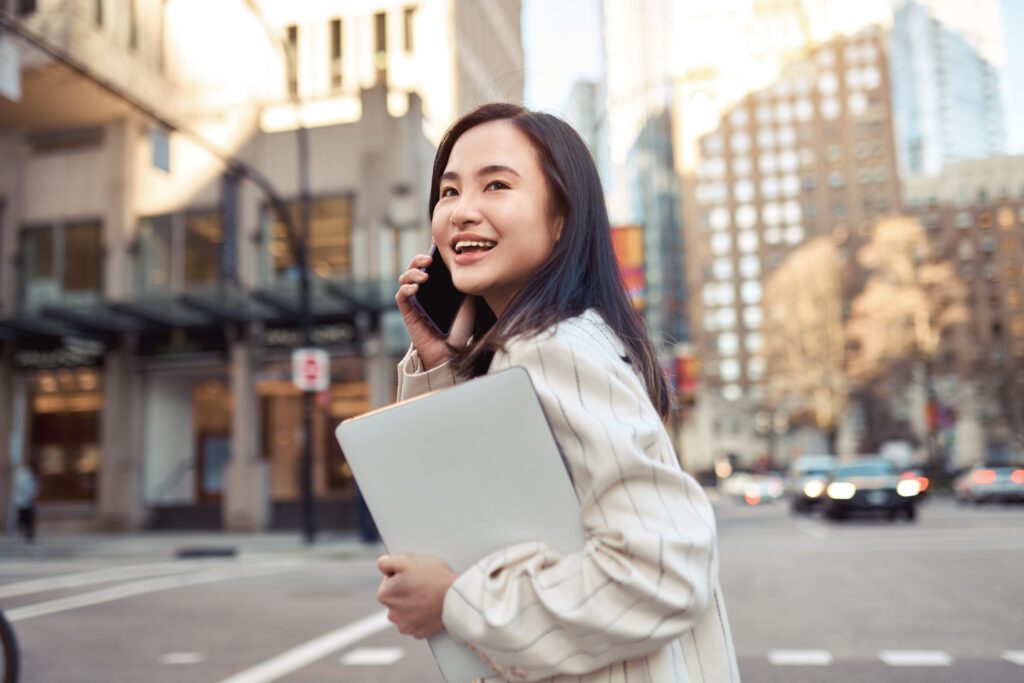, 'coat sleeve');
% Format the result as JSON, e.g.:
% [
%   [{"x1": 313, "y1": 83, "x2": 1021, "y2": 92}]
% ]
[
  {"x1": 395, "y1": 345, "x2": 459, "y2": 400},
  {"x1": 440, "y1": 333, "x2": 720, "y2": 681}
]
